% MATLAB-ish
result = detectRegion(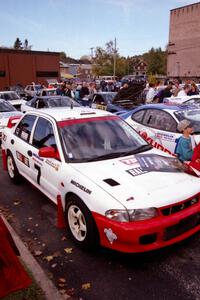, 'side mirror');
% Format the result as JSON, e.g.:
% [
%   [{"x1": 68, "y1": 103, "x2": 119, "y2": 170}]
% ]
[{"x1": 38, "y1": 146, "x2": 60, "y2": 160}]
